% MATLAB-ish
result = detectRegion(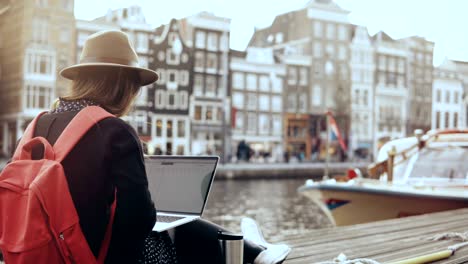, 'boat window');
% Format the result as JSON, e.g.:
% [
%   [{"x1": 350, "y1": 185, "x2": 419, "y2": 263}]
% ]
[{"x1": 407, "y1": 146, "x2": 468, "y2": 180}]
